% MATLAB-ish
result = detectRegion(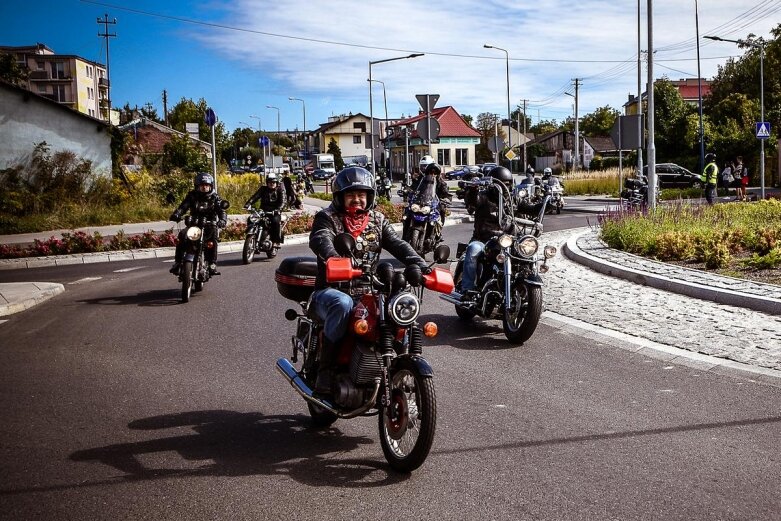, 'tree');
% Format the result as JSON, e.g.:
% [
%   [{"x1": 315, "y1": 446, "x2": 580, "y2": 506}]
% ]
[
  {"x1": 161, "y1": 133, "x2": 208, "y2": 174},
  {"x1": 653, "y1": 77, "x2": 694, "y2": 162},
  {"x1": 474, "y1": 112, "x2": 506, "y2": 163},
  {"x1": 0, "y1": 52, "x2": 29, "y2": 86},
  {"x1": 462, "y1": 114, "x2": 474, "y2": 127},
  {"x1": 327, "y1": 138, "x2": 344, "y2": 171},
  {"x1": 529, "y1": 119, "x2": 559, "y2": 136},
  {"x1": 167, "y1": 97, "x2": 230, "y2": 164},
  {"x1": 580, "y1": 105, "x2": 620, "y2": 136}
]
